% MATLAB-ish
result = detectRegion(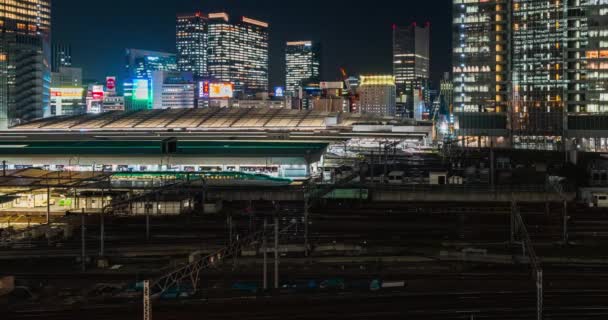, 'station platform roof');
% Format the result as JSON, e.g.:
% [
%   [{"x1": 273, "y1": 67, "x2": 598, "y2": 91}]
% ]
[{"x1": 9, "y1": 108, "x2": 382, "y2": 132}]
